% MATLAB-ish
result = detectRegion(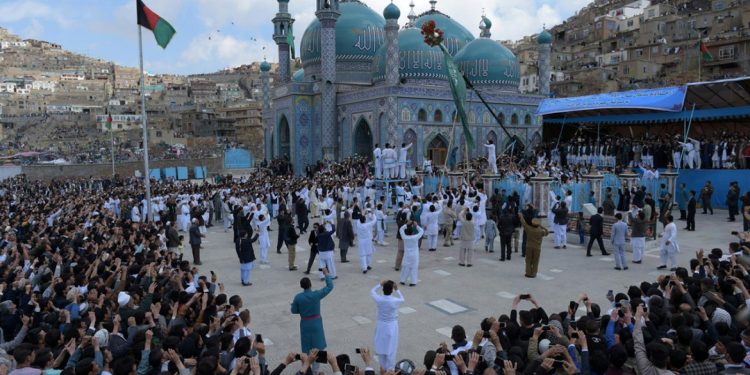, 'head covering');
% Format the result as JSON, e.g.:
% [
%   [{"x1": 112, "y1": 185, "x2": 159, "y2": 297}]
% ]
[
  {"x1": 538, "y1": 338, "x2": 551, "y2": 354},
  {"x1": 0, "y1": 301, "x2": 13, "y2": 315},
  {"x1": 548, "y1": 320, "x2": 564, "y2": 335},
  {"x1": 93, "y1": 329, "x2": 109, "y2": 347},
  {"x1": 117, "y1": 291, "x2": 130, "y2": 306}
]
